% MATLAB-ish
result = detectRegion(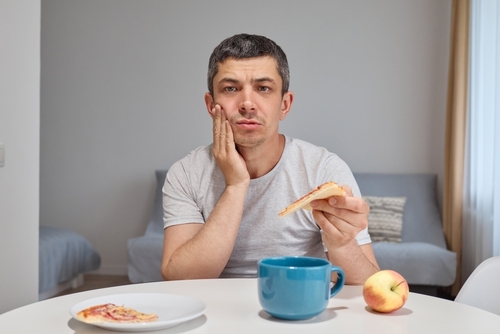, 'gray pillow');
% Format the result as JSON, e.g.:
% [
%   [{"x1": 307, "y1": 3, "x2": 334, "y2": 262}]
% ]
[{"x1": 363, "y1": 196, "x2": 407, "y2": 243}]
